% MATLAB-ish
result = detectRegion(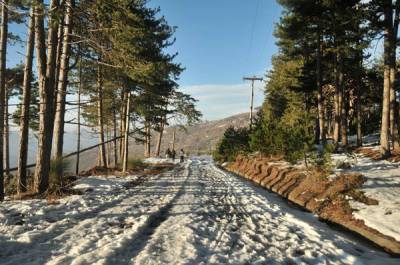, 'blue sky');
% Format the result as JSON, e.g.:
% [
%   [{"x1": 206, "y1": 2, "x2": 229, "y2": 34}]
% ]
[{"x1": 148, "y1": 0, "x2": 282, "y2": 120}]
